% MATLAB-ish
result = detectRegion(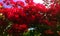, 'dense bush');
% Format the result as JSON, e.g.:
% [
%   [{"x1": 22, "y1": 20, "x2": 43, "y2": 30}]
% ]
[{"x1": 0, "y1": 0, "x2": 60, "y2": 36}]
